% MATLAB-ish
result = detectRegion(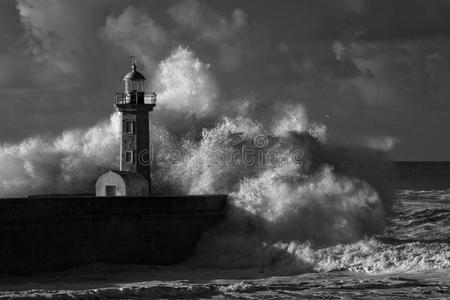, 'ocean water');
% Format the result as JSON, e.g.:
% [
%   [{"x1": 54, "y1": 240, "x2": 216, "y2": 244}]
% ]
[{"x1": 0, "y1": 187, "x2": 449, "y2": 299}]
